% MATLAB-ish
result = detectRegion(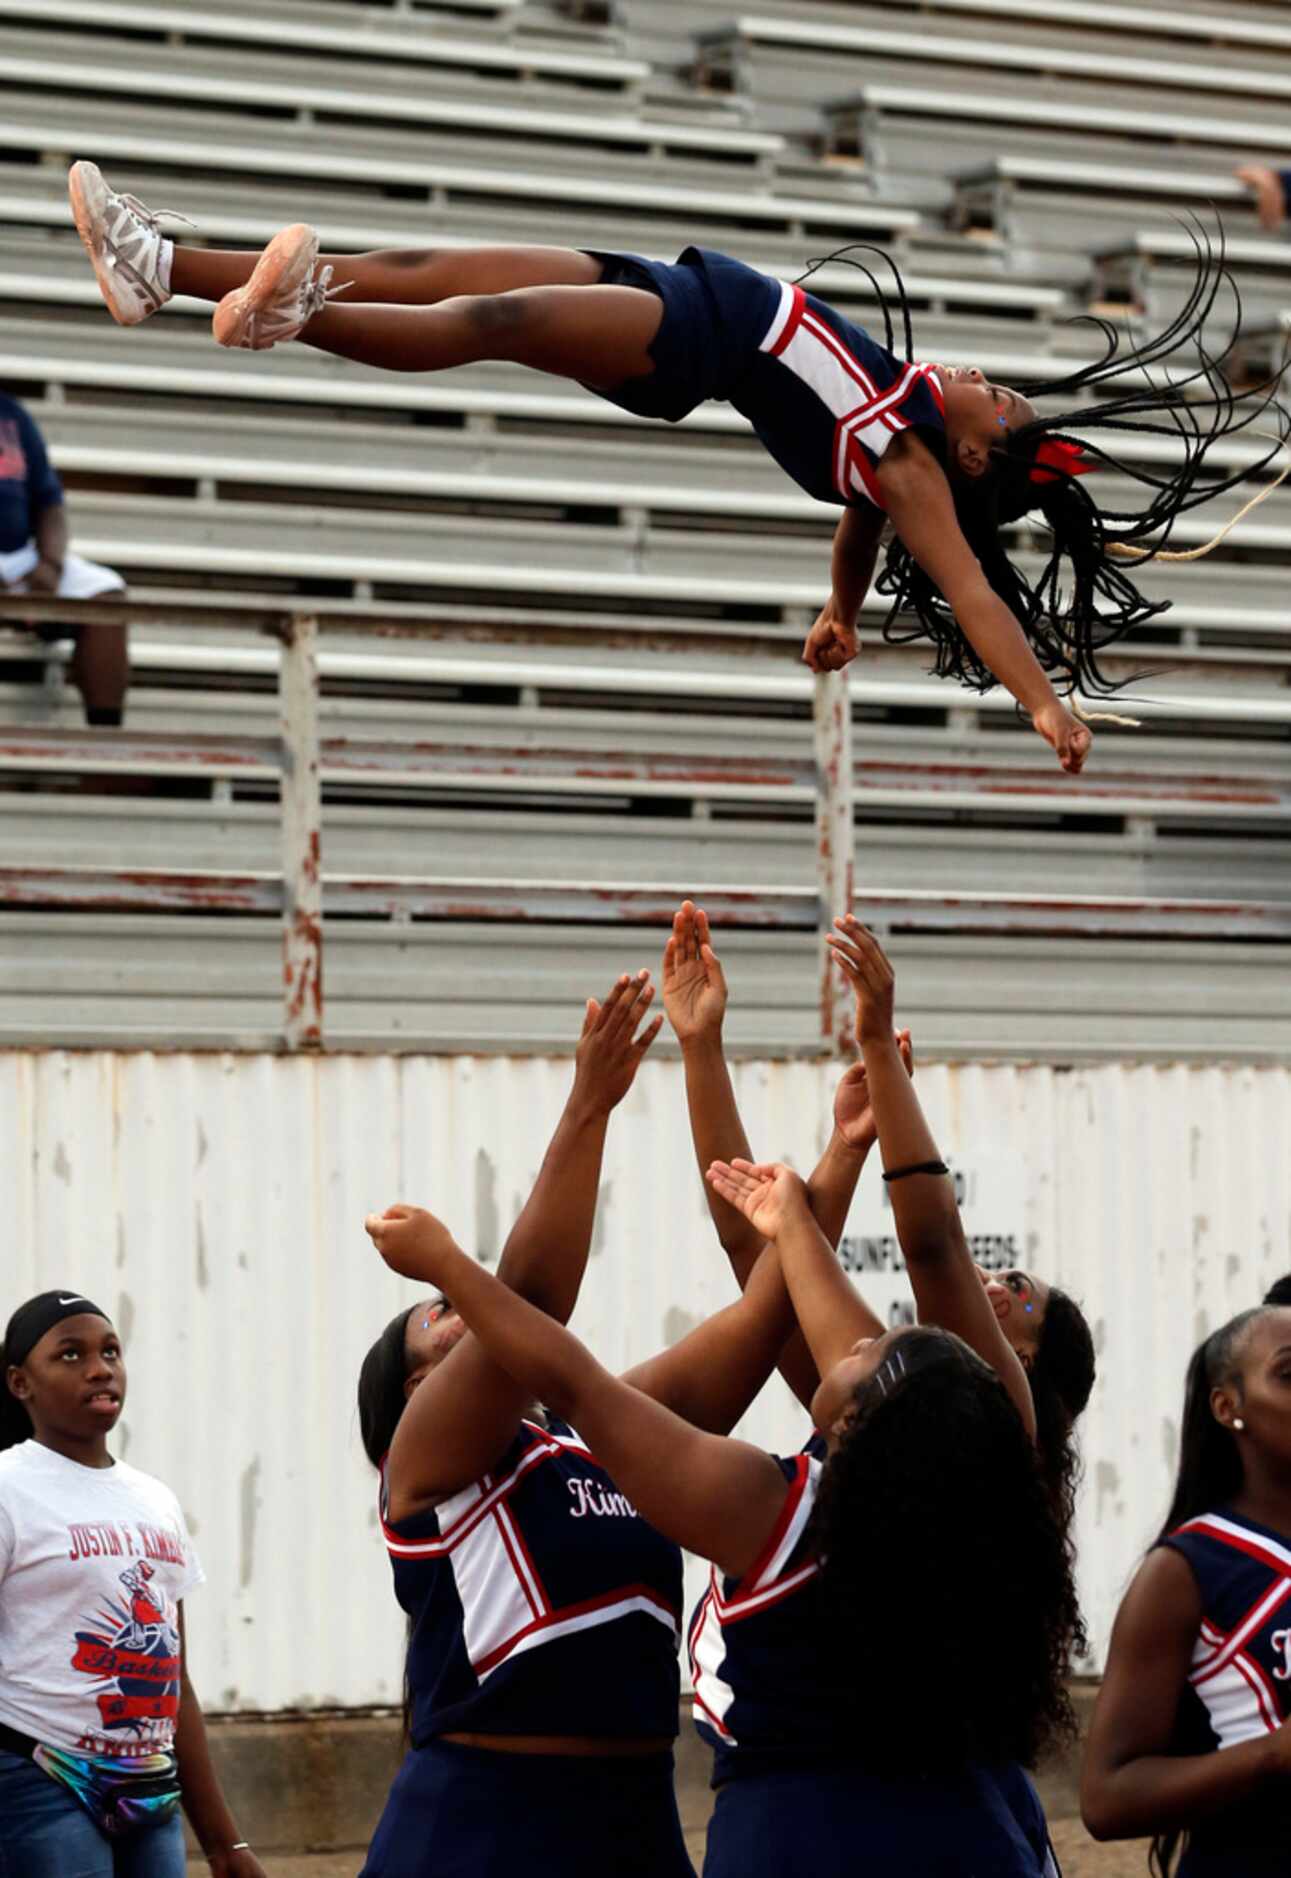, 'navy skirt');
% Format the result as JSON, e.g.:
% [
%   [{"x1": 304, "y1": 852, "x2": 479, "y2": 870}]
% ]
[
  {"x1": 586, "y1": 246, "x2": 781, "y2": 423},
  {"x1": 360, "y1": 1740, "x2": 695, "y2": 1878},
  {"x1": 703, "y1": 1761, "x2": 1057, "y2": 1878}
]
